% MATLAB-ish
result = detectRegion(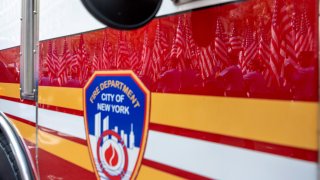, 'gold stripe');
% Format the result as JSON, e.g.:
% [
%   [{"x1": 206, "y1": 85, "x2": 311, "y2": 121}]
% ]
[
  {"x1": 138, "y1": 165, "x2": 185, "y2": 180},
  {"x1": 0, "y1": 83, "x2": 82, "y2": 110},
  {"x1": 38, "y1": 86, "x2": 83, "y2": 110},
  {"x1": 10, "y1": 118, "x2": 94, "y2": 172},
  {"x1": 151, "y1": 93, "x2": 317, "y2": 150},
  {"x1": 10, "y1": 118, "x2": 36, "y2": 142},
  {"x1": 0, "y1": 83, "x2": 20, "y2": 98},
  {"x1": 0, "y1": 83, "x2": 83, "y2": 110}
]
